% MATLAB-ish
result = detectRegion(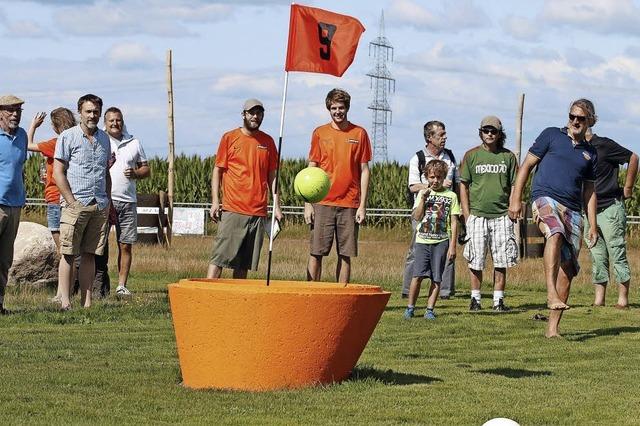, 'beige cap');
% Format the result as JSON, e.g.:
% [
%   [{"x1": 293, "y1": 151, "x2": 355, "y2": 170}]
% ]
[
  {"x1": 243, "y1": 98, "x2": 264, "y2": 111},
  {"x1": 0, "y1": 94, "x2": 24, "y2": 107},
  {"x1": 480, "y1": 115, "x2": 502, "y2": 130}
]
